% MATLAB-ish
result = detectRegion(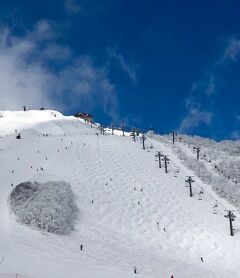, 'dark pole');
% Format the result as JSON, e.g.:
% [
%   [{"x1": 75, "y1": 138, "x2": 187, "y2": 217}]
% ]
[
  {"x1": 111, "y1": 124, "x2": 114, "y2": 135},
  {"x1": 196, "y1": 147, "x2": 200, "y2": 160},
  {"x1": 100, "y1": 126, "x2": 105, "y2": 135},
  {"x1": 224, "y1": 210, "x2": 236, "y2": 236},
  {"x1": 164, "y1": 156, "x2": 167, "y2": 173},
  {"x1": 155, "y1": 152, "x2": 162, "y2": 168},
  {"x1": 121, "y1": 124, "x2": 125, "y2": 136},
  {"x1": 163, "y1": 156, "x2": 169, "y2": 173},
  {"x1": 171, "y1": 131, "x2": 177, "y2": 144},
  {"x1": 185, "y1": 176, "x2": 195, "y2": 197},
  {"x1": 189, "y1": 180, "x2": 192, "y2": 197},
  {"x1": 132, "y1": 128, "x2": 136, "y2": 142},
  {"x1": 230, "y1": 212, "x2": 234, "y2": 236},
  {"x1": 158, "y1": 152, "x2": 162, "y2": 168},
  {"x1": 142, "y1": 134, "x2": 146, "y2": 150}
]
